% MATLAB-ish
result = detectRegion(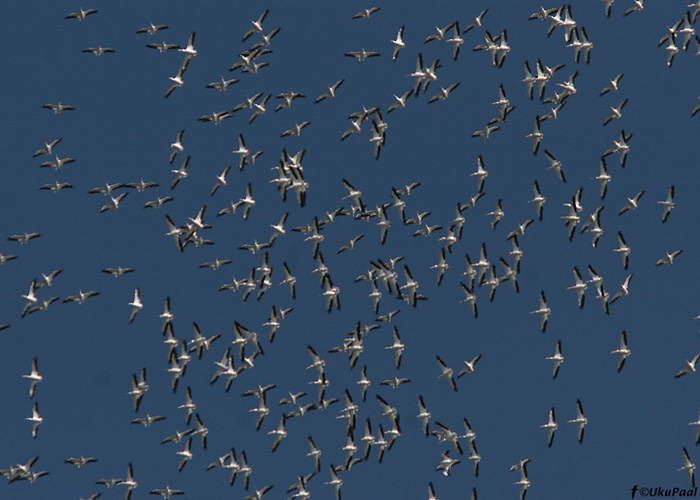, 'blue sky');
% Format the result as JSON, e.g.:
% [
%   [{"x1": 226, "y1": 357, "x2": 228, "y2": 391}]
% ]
[{"x1": 2, "y1": 1, "x2": 700, "y2": 499}]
